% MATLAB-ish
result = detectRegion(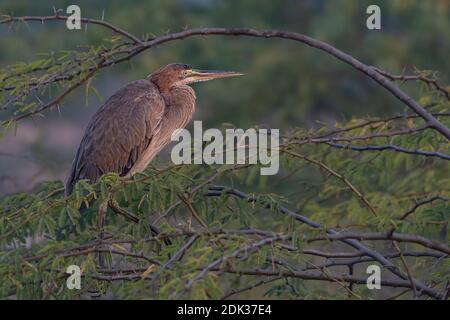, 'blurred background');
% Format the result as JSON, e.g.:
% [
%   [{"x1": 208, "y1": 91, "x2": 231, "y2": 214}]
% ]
[{"x1": 0, "y1": 0, "x2": 449, "y2": 196}]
